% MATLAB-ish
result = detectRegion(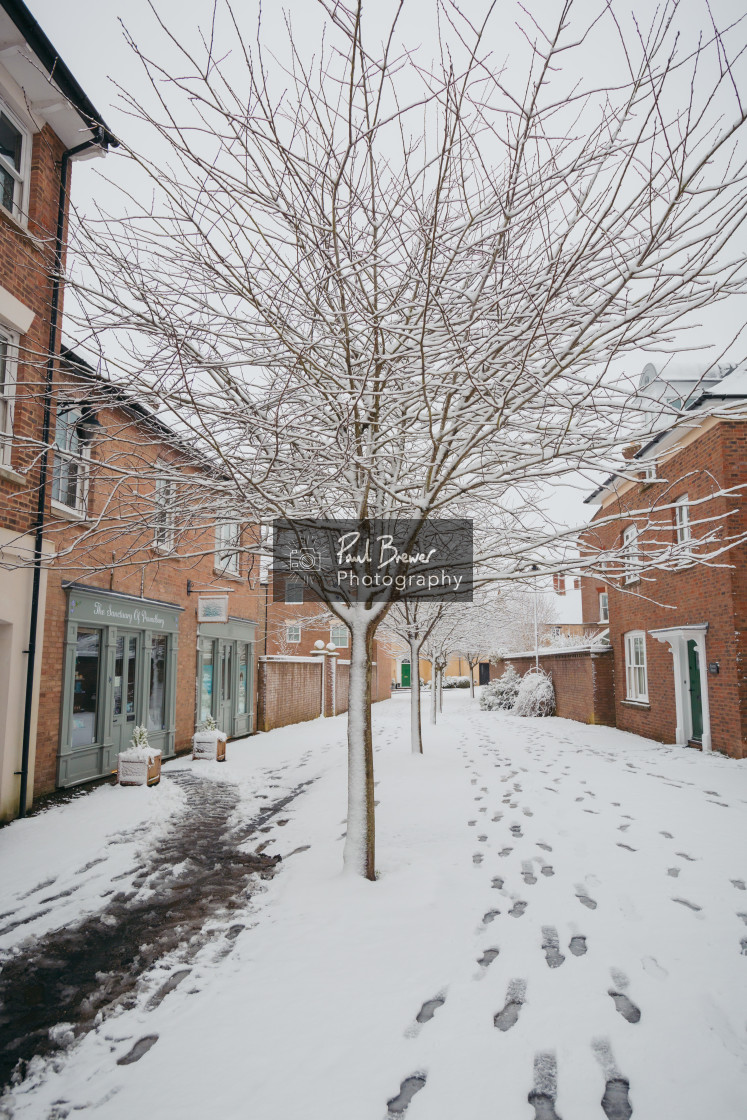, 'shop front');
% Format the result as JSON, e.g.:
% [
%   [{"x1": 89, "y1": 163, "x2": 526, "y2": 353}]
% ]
[
  {"x1": 58, "y1": 584, "x2": 182, "y2": 787},
  {"x1": 196, "y1": 617, "x2": 257, "y2": 738}
]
